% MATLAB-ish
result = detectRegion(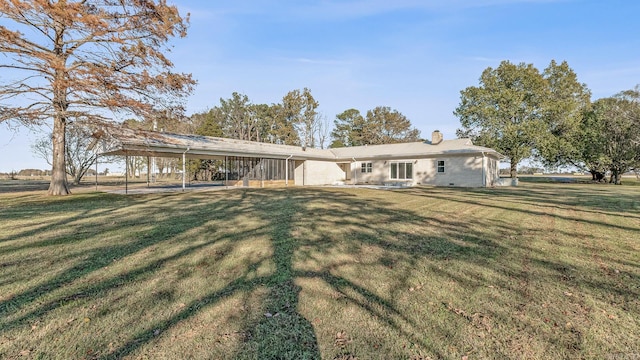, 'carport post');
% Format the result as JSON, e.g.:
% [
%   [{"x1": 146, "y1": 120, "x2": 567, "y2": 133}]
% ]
[
  {"x1": 95, "y1": 155, "x2": 98, "y2": 191},
  {"x1": 182, "y1": 147, "x2": 190, "y2": 191},
  {"x1": 125, "y1": 154, "x2": 128, "y2": 194},
  {"x1": 285, "y1": 155, "x2": 292, "y2": 186},
  {"x1": 146, "y1": 156, "x2": 150, "y2": 188}
]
